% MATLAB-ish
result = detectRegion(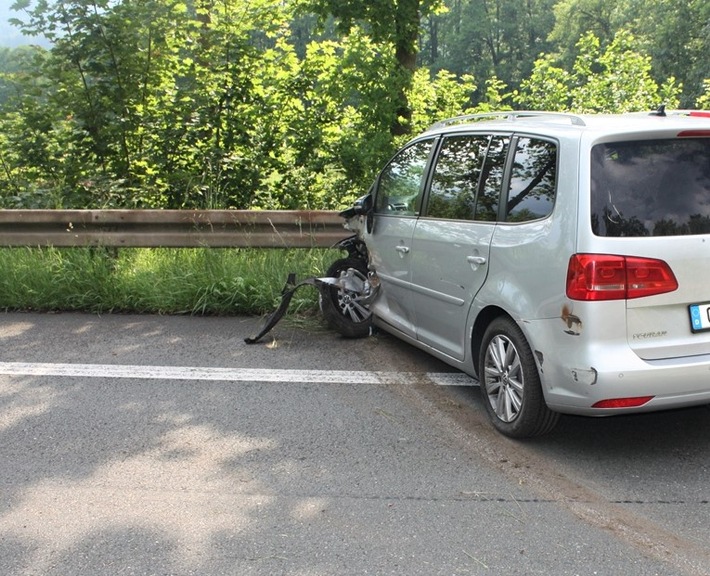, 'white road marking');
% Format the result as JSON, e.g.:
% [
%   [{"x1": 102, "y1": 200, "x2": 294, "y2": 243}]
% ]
[{"x1": 0, "y1": 362, "x2": 478, "y2": 386}]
